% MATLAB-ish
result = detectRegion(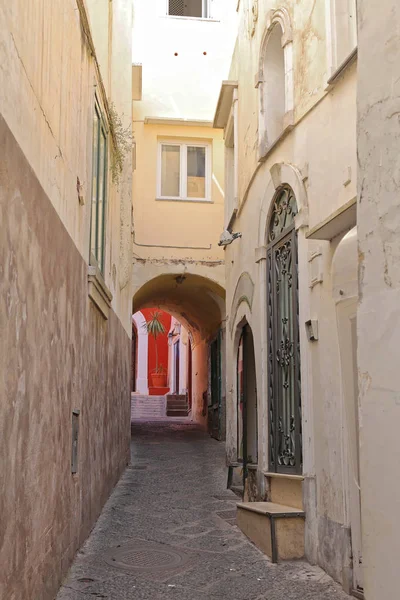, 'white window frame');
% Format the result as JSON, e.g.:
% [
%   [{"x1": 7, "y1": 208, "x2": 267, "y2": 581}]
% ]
[
  {"x1": 166, "y1": 0, "x2": 211, "y2": 19},
  {"x1": 157, "y1": 140, "x2": 212, "y2": 202},
  {"x1": 325, "y1": 0, "x2": 357, "y2": 80}
]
